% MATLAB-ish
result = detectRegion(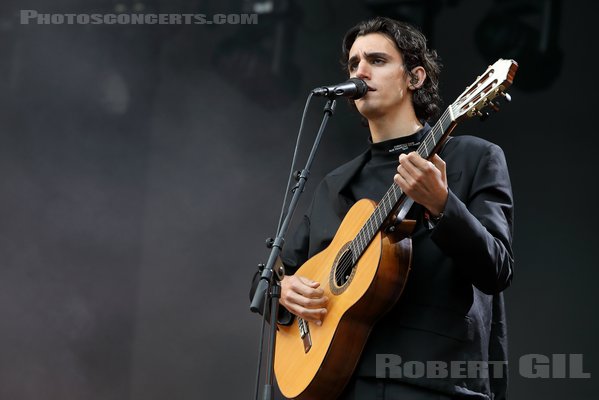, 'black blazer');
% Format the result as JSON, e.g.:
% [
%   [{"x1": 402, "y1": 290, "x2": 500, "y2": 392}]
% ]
[{"x1": 278, "y1": 133, "x2": 514, "y2": 400}]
